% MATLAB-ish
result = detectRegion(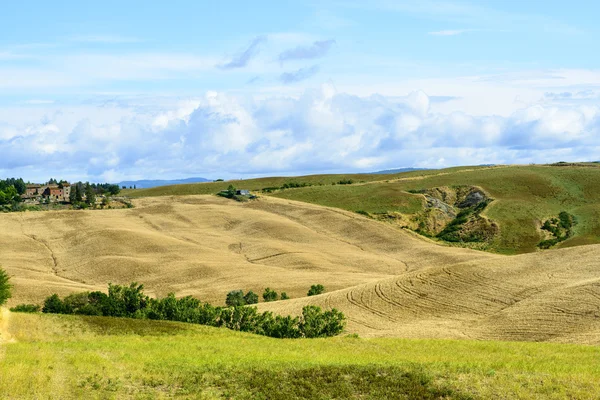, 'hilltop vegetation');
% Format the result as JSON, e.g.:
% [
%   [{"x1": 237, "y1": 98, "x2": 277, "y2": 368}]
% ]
[{"x1": 2, "y1": 311, "x2": 600, "y2": 399}]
